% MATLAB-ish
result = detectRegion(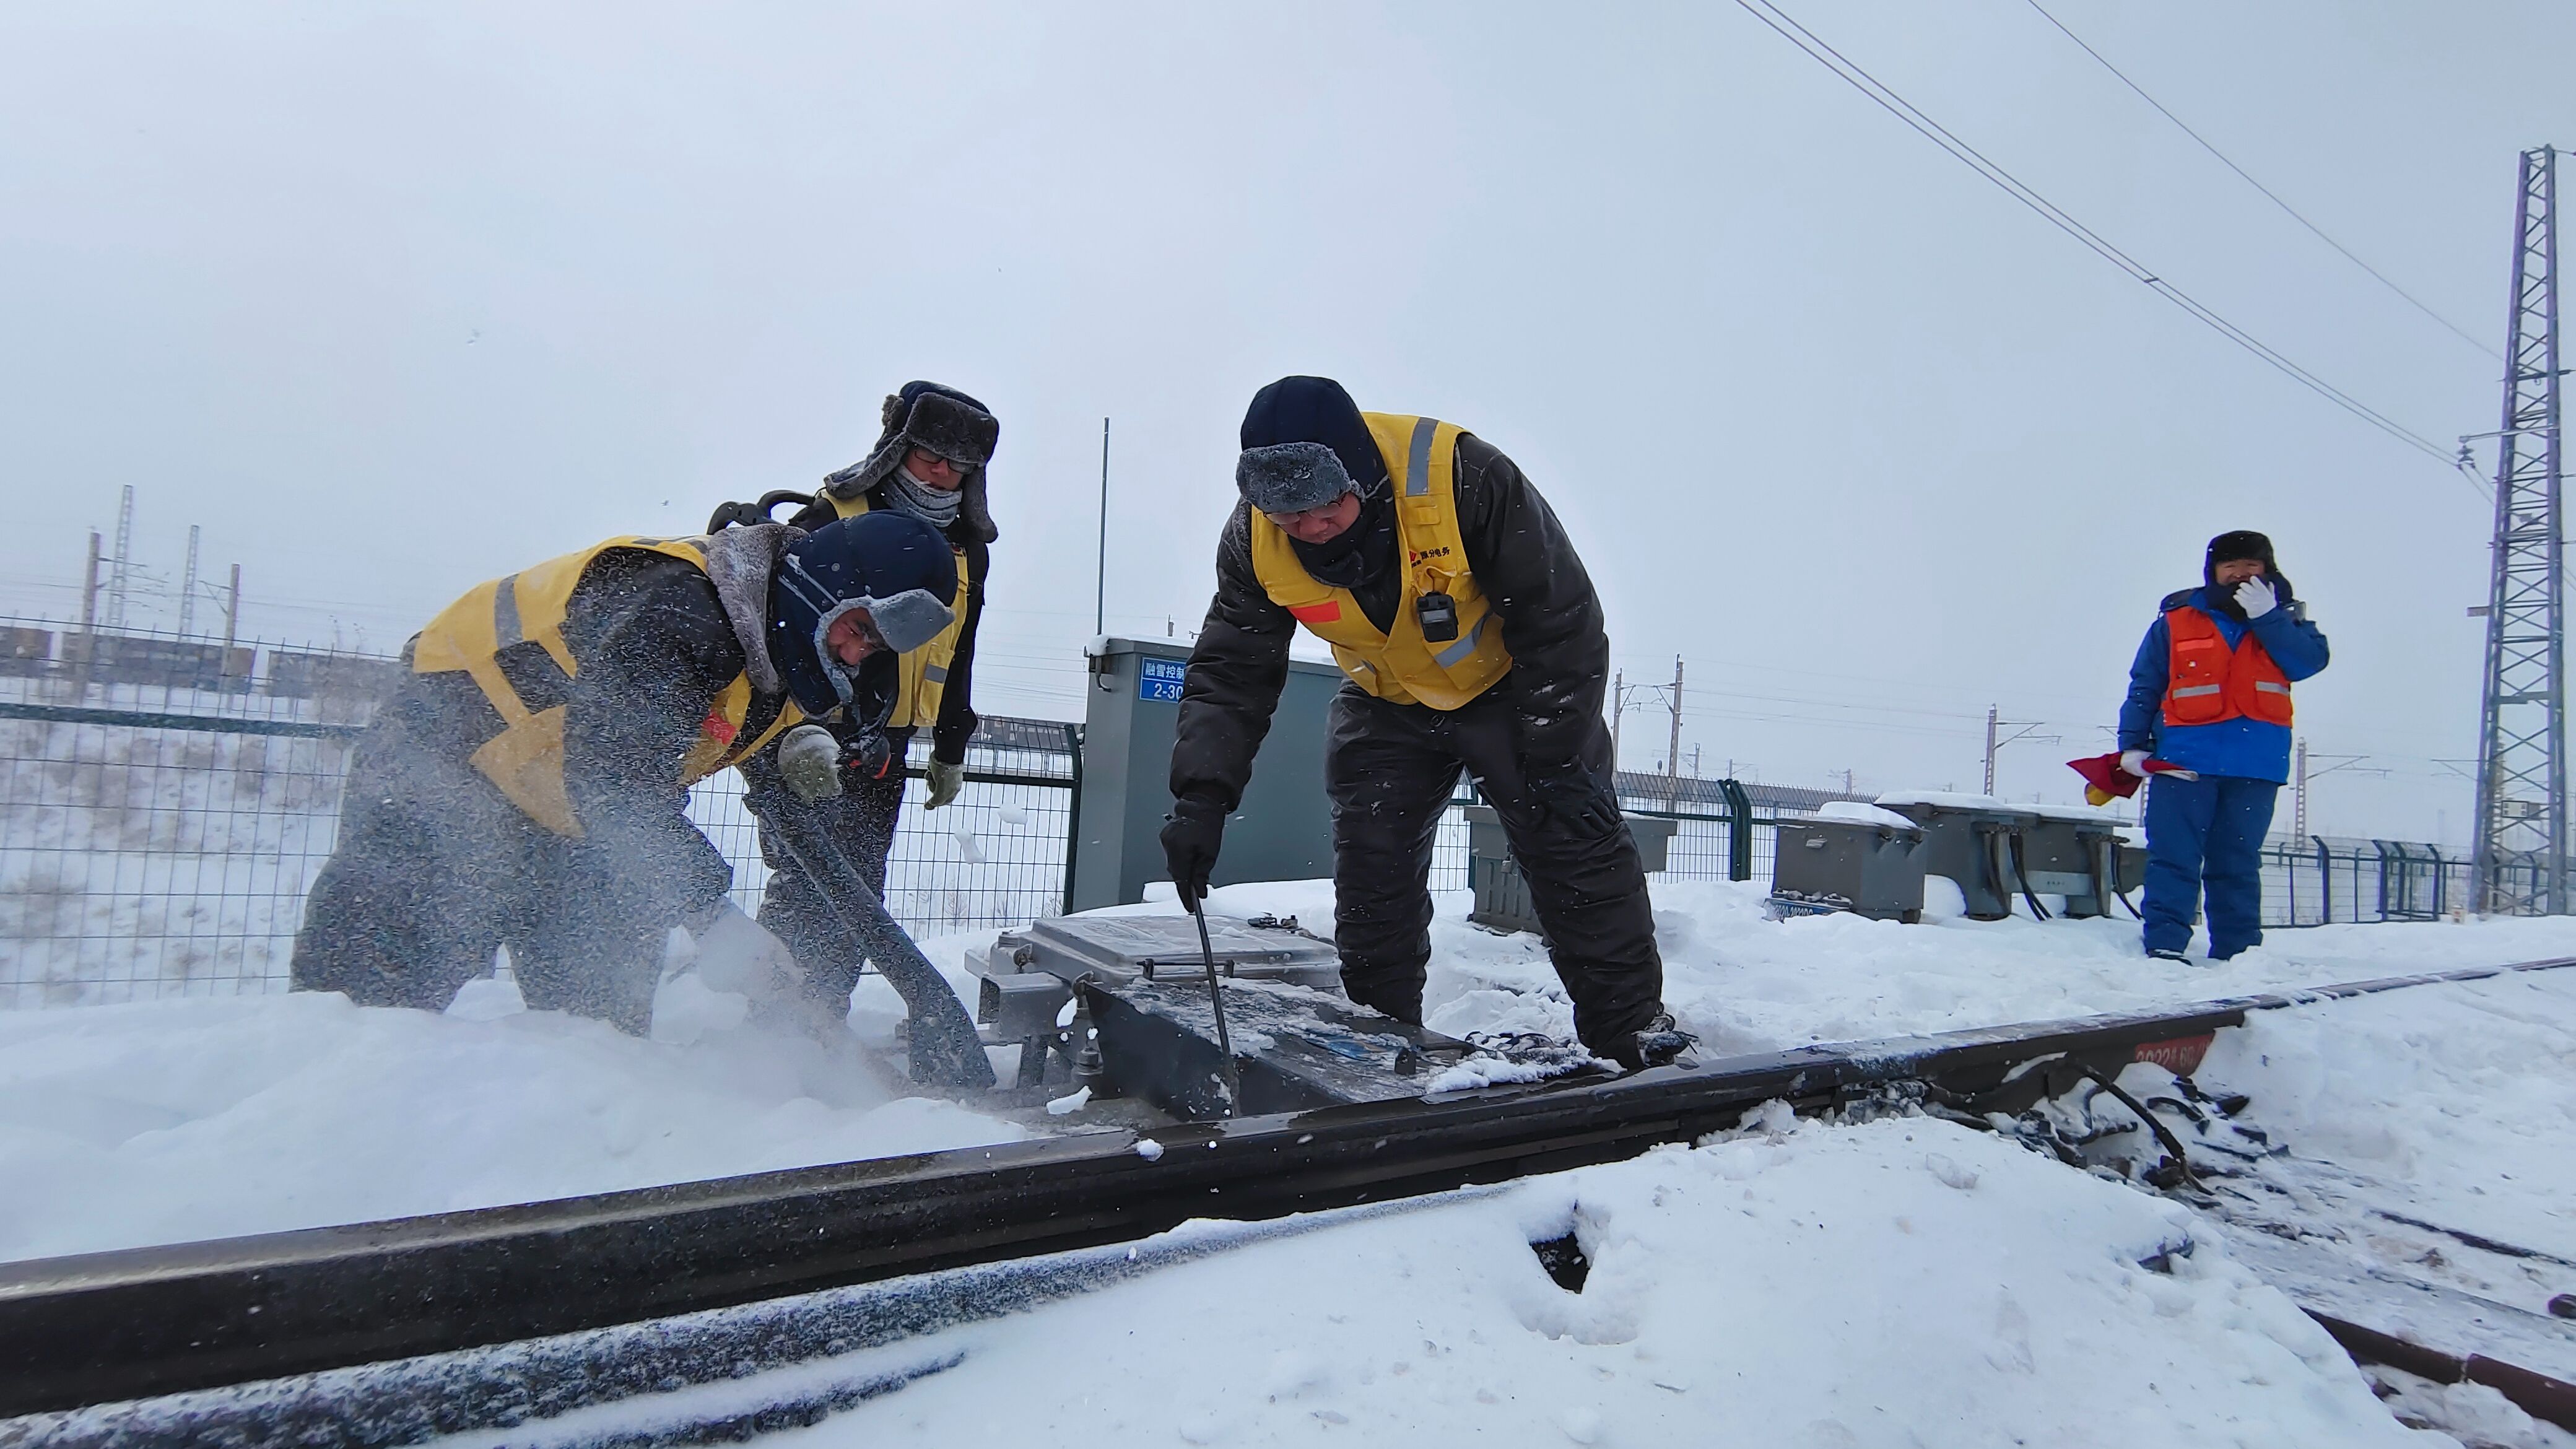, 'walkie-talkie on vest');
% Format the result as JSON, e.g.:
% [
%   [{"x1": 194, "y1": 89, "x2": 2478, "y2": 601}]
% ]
[{"x1": 1417, "y1": 590, "x2": 1460, "y2": 643}]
